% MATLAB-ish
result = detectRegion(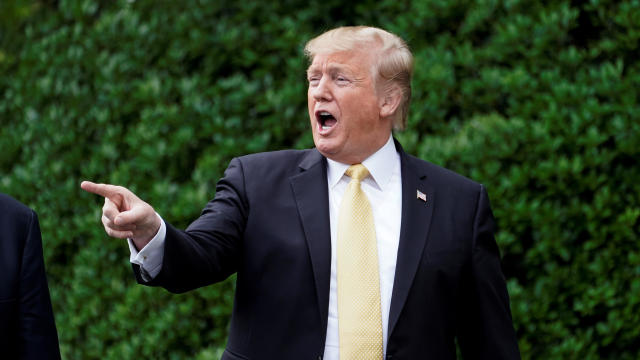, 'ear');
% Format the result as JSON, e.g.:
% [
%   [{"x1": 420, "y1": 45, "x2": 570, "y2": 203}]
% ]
[{"x1": 379, "y1": 85, "x2": 402, "y2": 119}]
